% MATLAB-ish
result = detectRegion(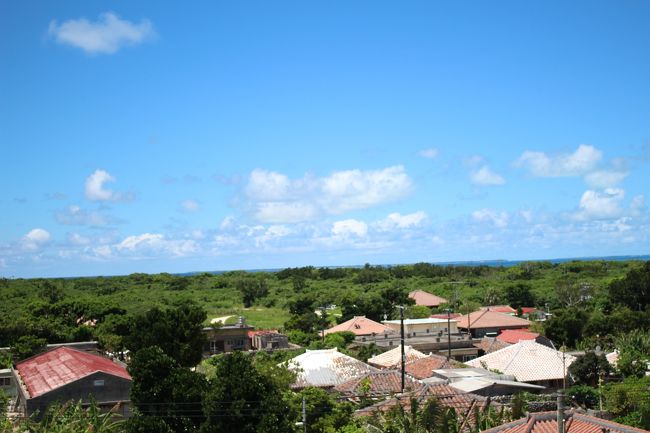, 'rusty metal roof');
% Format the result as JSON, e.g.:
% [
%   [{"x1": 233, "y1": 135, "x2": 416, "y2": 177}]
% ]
[{"x1": 16, "y1": 347, "x2": 131, "y2": 398}]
